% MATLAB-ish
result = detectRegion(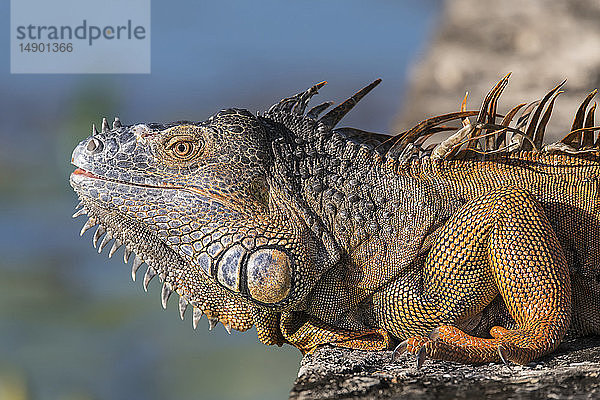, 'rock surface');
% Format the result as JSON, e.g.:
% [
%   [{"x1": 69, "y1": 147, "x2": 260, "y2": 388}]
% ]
[{"x1": 290, "y1": 337, "x2": 600, "y2": 399}]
